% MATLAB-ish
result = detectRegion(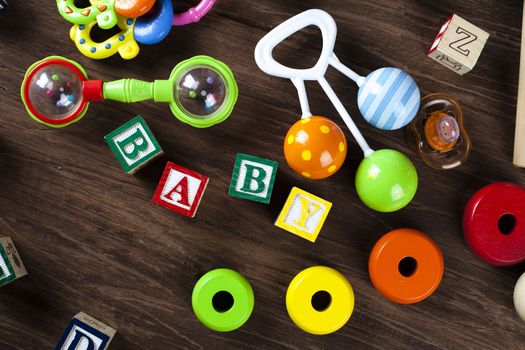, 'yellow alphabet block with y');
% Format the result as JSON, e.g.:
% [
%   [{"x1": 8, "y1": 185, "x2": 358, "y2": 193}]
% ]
[{"x1": 275, "y1": 187, "x2": 332, "y2": 242}]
